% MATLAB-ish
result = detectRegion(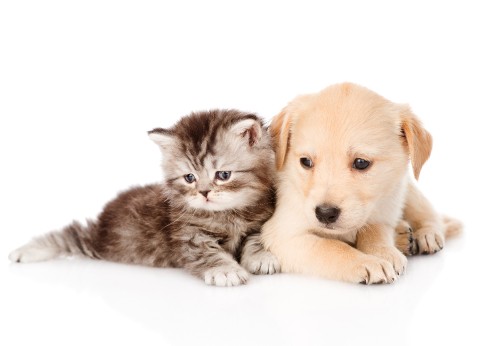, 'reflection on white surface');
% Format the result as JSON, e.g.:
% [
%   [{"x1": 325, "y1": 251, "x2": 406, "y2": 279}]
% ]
[
  {"x1": 1, "y1": 1, "x2": 499, "y2": 345},
  {"x1": 4, "y1": 235, "x2": 494, "y2": 346}
]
